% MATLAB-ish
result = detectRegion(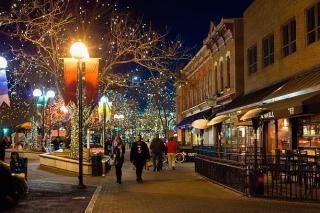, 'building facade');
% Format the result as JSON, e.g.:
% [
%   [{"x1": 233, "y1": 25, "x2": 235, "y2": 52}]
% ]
[{"x1": 176, "y1": 18, "x2": 244, "y2": 146}]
